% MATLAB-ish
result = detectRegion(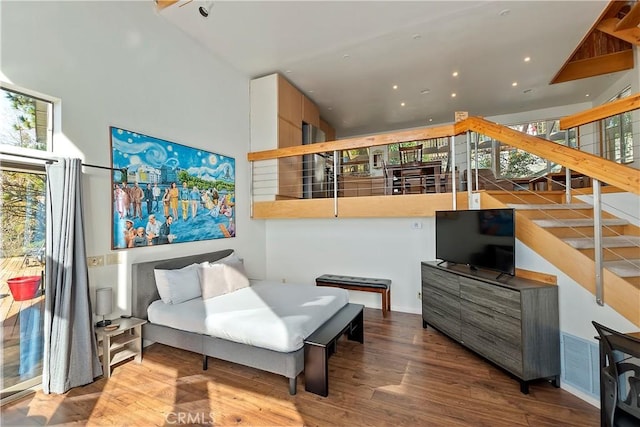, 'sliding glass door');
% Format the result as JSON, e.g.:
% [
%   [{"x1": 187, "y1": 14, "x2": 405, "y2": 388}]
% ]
[
  {"x1": 1, "y1": 86, "x2": 52, "y2": 402},
  {"x1": 0, "y1": 169, "x2": 46, "y2": 401}
]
